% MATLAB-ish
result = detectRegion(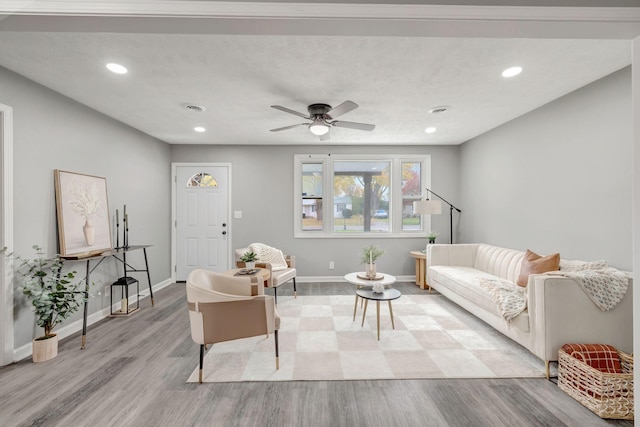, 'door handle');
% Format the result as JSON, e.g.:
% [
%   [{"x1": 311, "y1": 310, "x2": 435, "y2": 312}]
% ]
[
  {"x1": 222, "y1": 223, "x2": 227, "y2": 227},
  {"x1": 222, "y1": 231, "x2": 227, "y2": 235}
]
